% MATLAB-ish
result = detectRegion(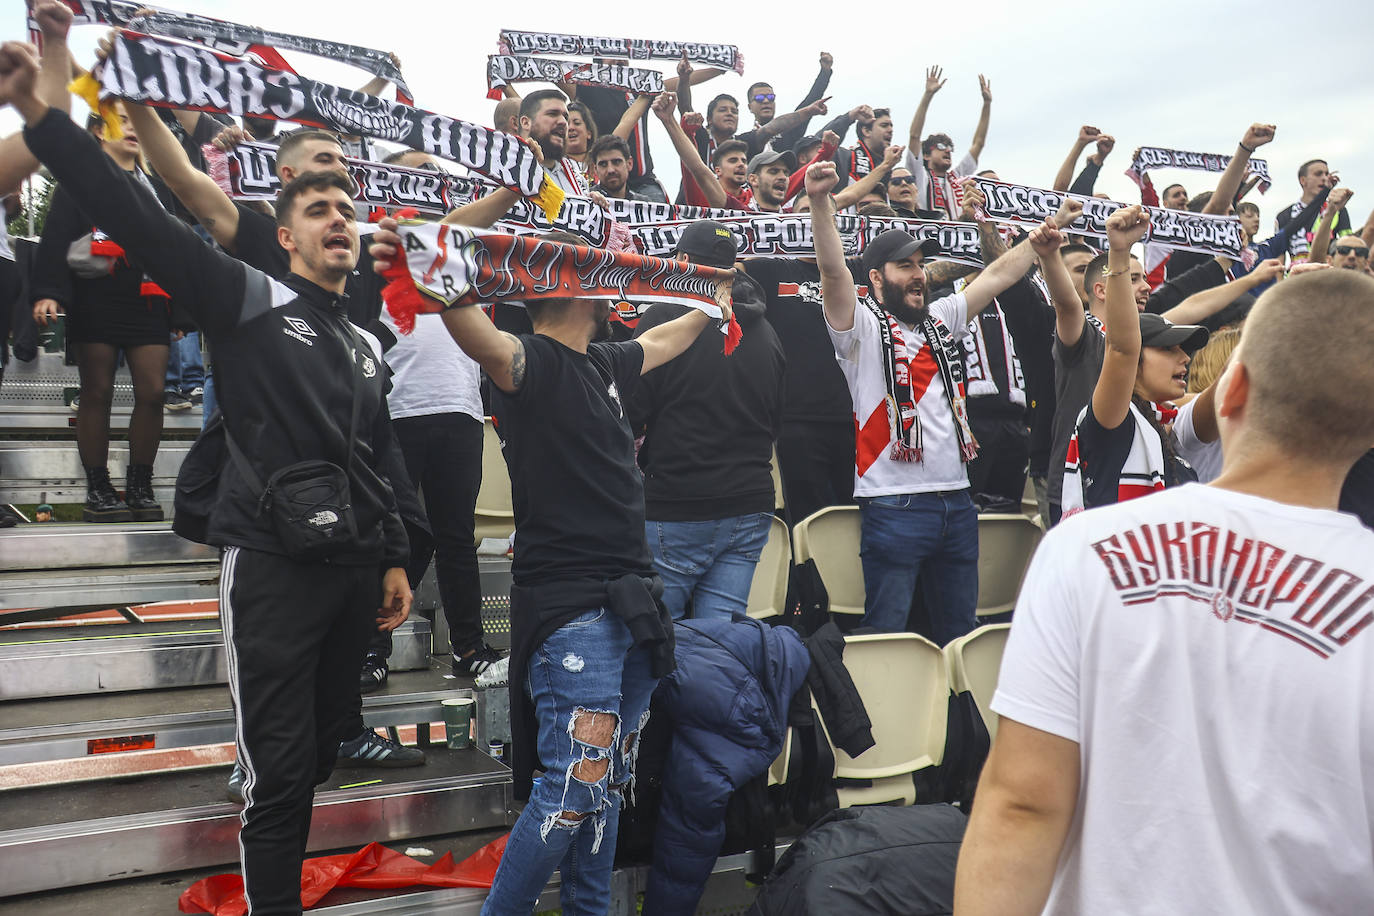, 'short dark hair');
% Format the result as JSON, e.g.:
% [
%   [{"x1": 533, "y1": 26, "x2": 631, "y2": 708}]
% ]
[
  {"x1": 711, "y1": 139, "x2": 749, "y2": 167},
  {"x1": 859, "y1": 108, "x2": 891, "y2": 140},
  {"x1": 858, "y1": 202, "x2": 898, "y2": 218},
  {"x1": 1187, "y1": 191, "x2": 1213, "y2": 212},
  {"x1": 746, "y1": 81, "x2": 773, "y2": 99},
  {"x1": 1298, "y1": 158, "x2": 1327, "y2": 179},
  {"x1": 589, "y1": 134, "x2": 632, "y2": 166},
  {"x1": 707, "y1": 94, "x2": 738, "y2": 119},
  {"x1": 1160, "y1": 182, "x2": 1186, "y2": 200},
  {"x1": 921, "y1": 132, "x2": 953, "y2": 155},
  {"x1": 1236, "y1": 201, "x2": 1260, "y2": 218},
  {"x1": 1060, "y1": 242, "x2": 1097, "y2": 260},
  {"x1": 524, "y1": 231, "x2": 584, "y2": 322},
  {"x1": 1084, "y1": 250, "x2": 1142, "y2": 298},
  {"x1": 276, "y1": 129, "x2": 344, "y2": 177},
  {"x1": 276, "y1": 171, "x2": 356, "y2": 226},
  {"x1": 520, "y1": 89, "x2": 568, "y2": 122}
]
